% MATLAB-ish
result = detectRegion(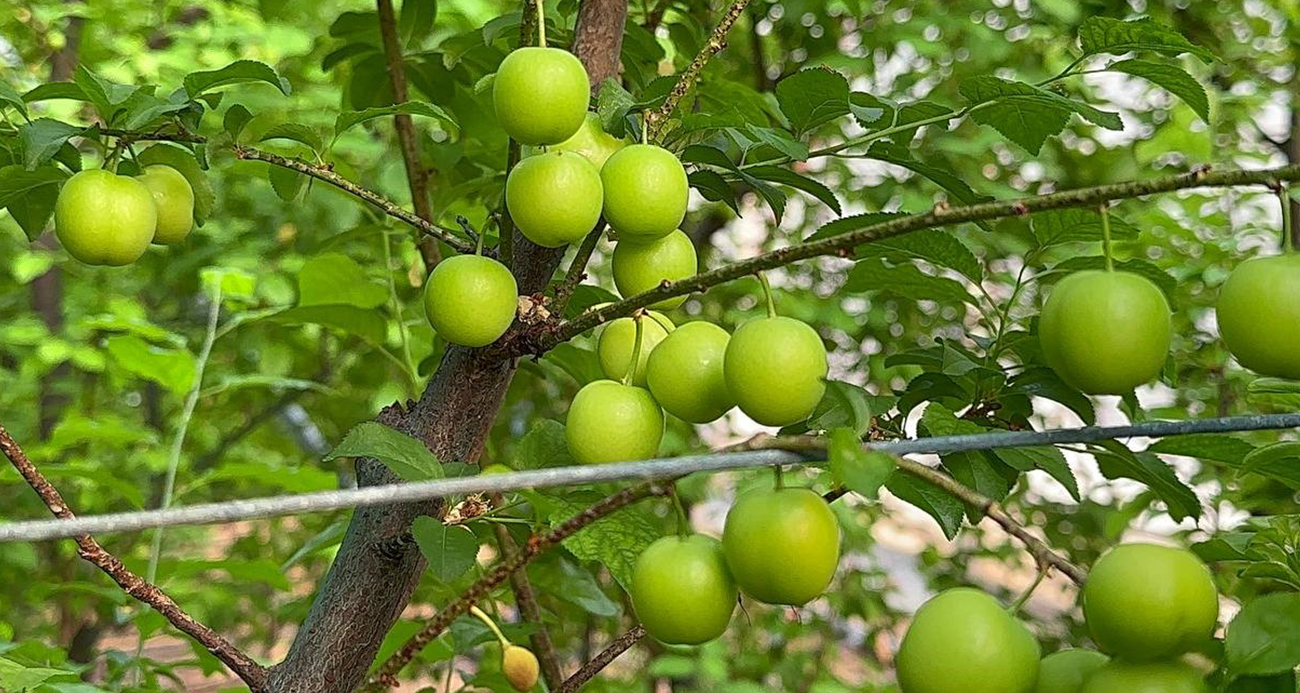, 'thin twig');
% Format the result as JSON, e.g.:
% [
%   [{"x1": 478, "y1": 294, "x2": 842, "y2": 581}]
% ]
[
  {"x1": 516, "y1": 163, "x2": 1300, "y2": 354},
  {"x1": 645, "y1": 0, "x2": 754, "y2": 141},
  {"x1": 554, "y1": 625, "x2": 646, "y2": 693},
  {"x1": 0, "y1": 422, "x2": 269, "y2": 691},
  {"x1": 363, "y1": 481, "x2": 673, "y2": 689},
  {"x1": 493, "y1": 523, "x2": 564, "y2": 689},
  {"x1": 552, "y1": 222, "x2": 607, "y2": 314}
]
